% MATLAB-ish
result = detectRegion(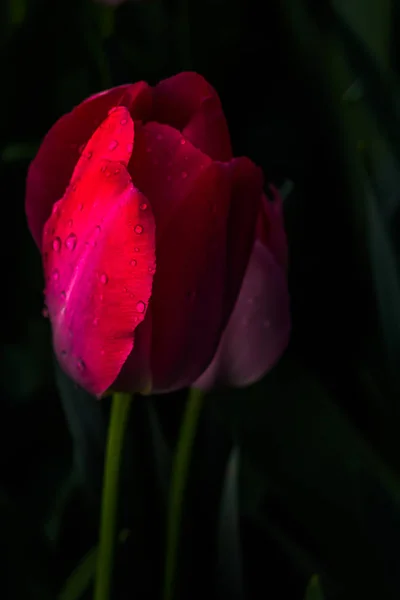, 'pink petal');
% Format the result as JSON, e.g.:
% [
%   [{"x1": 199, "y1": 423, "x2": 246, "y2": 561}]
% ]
[
  {"x1": 42, "y1": 109, "x2": 156, "y2": 396},
  {"x1": 223, "y1": 158, "x2": 264, "y2": 323},
  {"x1": 26, "y1": 82, "x2": 151, "y2": 247},
  {"x1": 129, "y1": 122, "x2": 212, "y2": 237},
  {"x1": 257, "y1": 186, "x2": 288, "y2": 269},
  {"x1": 150, "y1": 162, "x2": 232, "y2": 392},
  {"x1": 194, "y1": 240, "x2": 290, "y2": 390},
  {"x1": 152, "y1": 72, "x2": 232, "y2": 160}
]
